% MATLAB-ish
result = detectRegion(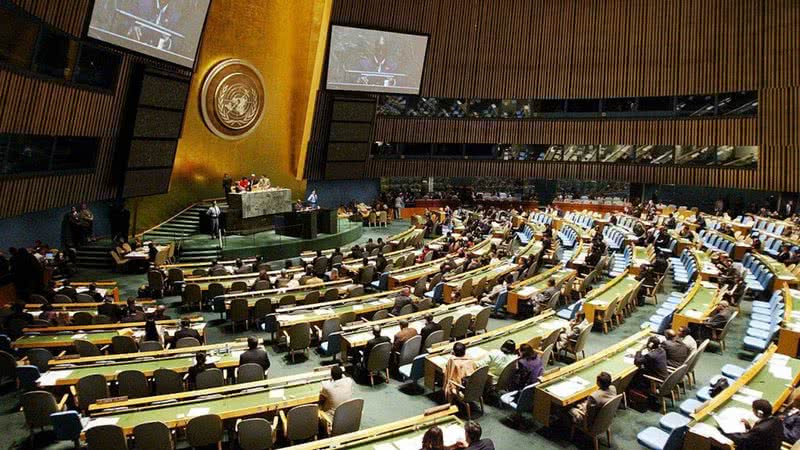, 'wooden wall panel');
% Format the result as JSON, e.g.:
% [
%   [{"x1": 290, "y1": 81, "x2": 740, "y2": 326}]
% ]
[
  {"x1": 306, "y1": 0, "x2": 800, "y2": 192},
  {"x1": 0, "y1": 0, "x2": 134, "y2": 218},
  {"x1": 332, "y1": 0, "x2": 764, "y2": 98}
]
